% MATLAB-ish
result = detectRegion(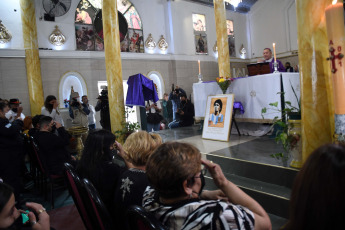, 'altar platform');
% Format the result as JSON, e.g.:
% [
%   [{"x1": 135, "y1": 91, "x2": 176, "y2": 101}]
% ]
[{"x1": 156, "y1": 125, "x2": 299, "y2": 229}]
